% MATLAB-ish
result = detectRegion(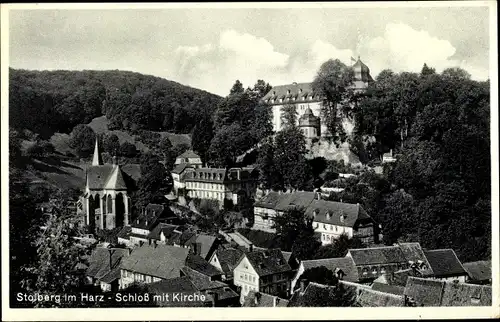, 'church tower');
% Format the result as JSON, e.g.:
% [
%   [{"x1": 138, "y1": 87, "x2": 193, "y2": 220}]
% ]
[{"x1": 92, "y1": 137, "x2": 103, "y2": 166}]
